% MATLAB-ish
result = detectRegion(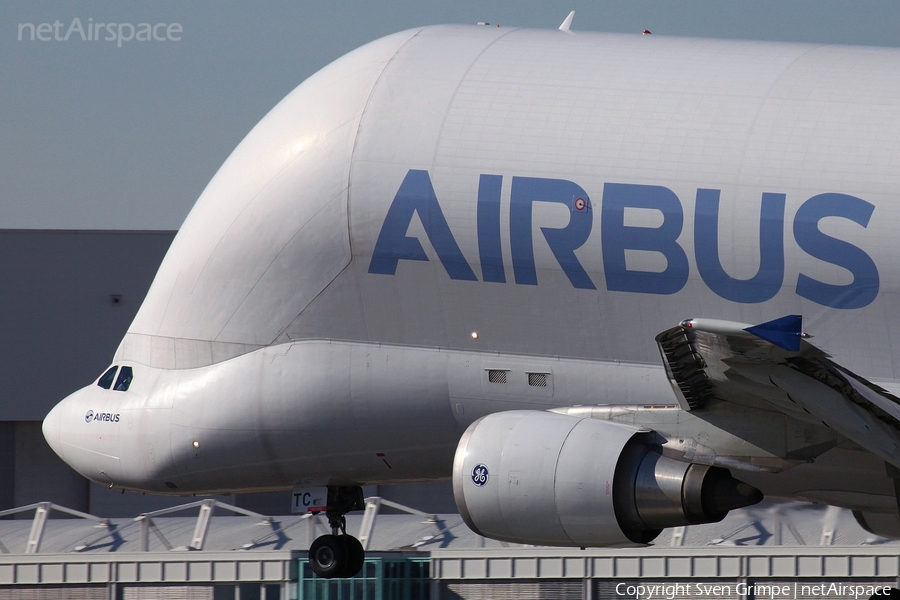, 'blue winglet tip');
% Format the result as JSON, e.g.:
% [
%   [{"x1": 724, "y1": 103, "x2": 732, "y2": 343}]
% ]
[{"x1": 744, "y1": 315, "x2": 802, "y2": 352}]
